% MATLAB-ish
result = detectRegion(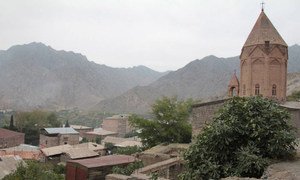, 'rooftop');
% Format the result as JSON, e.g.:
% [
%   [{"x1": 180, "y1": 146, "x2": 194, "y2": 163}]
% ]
[
  {"x1": 68, "y1": 155, "x2": 135, "y2": 168},
  {"x1": 243, "y1": 10, "x2": 287, "y2": 47},
  {"x1": 102, "y1": 136, "x2": 140, "y2": 145},
  {"x1": 63, "y1": 148, "x2": 98, "y2": 159},
  {"x1": 41, "y1": 144, "x2": 72, "y2": 156},
  {"x1": 85, "y1": 128, "x2": 117, "y2": 136},
  {"x1": 115, "y1": 140, "x2": 142, "y2": 147},
  {"x1": 70, "y1": 125, "x2": 93, "y2": 130},
  {"x1": 43, "y1": 127, "x2": 79, "y2": 135},
  {"x1": 73, "y1": 142, "x2": 105, "y2": 151},
  {"x1": 0, "y1": 155, "x2": 24, "y2": 179},
  {"x1": 3, "y1": 144, "x2": 40, "y2": 152},
  {"x1": 0, "y1": 128, "x2": 24, "y2": 138}
]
